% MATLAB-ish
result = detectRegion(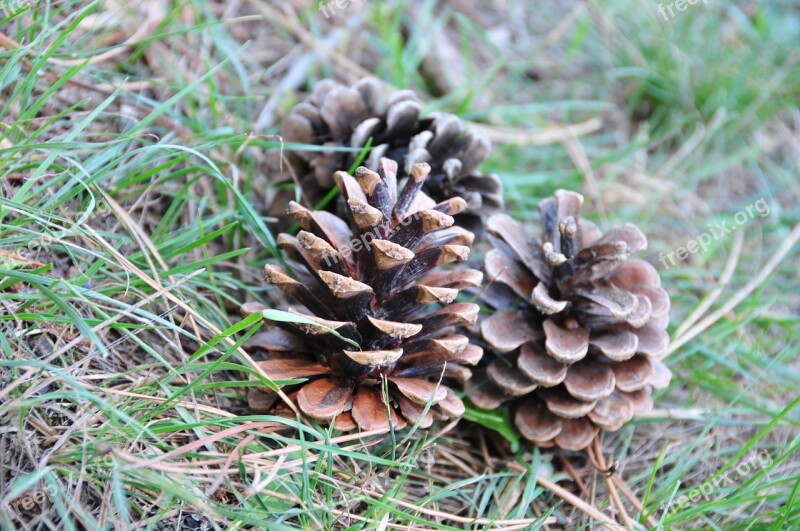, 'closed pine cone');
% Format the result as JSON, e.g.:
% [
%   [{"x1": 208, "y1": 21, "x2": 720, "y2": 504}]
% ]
[
  {"x1": 245, "y1": 158, "x2": 484, "y2": 431},
  {"x1": 471, "y1": 190, "x2": 671, "y2": 451},
  {"x1": 265, "y1": 77, "x2": 502, "y2": 228}
]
